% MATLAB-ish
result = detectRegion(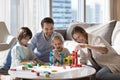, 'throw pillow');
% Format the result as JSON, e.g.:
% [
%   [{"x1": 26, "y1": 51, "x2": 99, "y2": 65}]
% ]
[
  {"x1": 111, "y1": 21, "x2": 120, "y2": 46},
  {"x1": 111, "y1": 21, "x2": 120, "y2": 55},
  {"x1": 86, "y1": 20, "x2": 116, "y2": 45}
]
